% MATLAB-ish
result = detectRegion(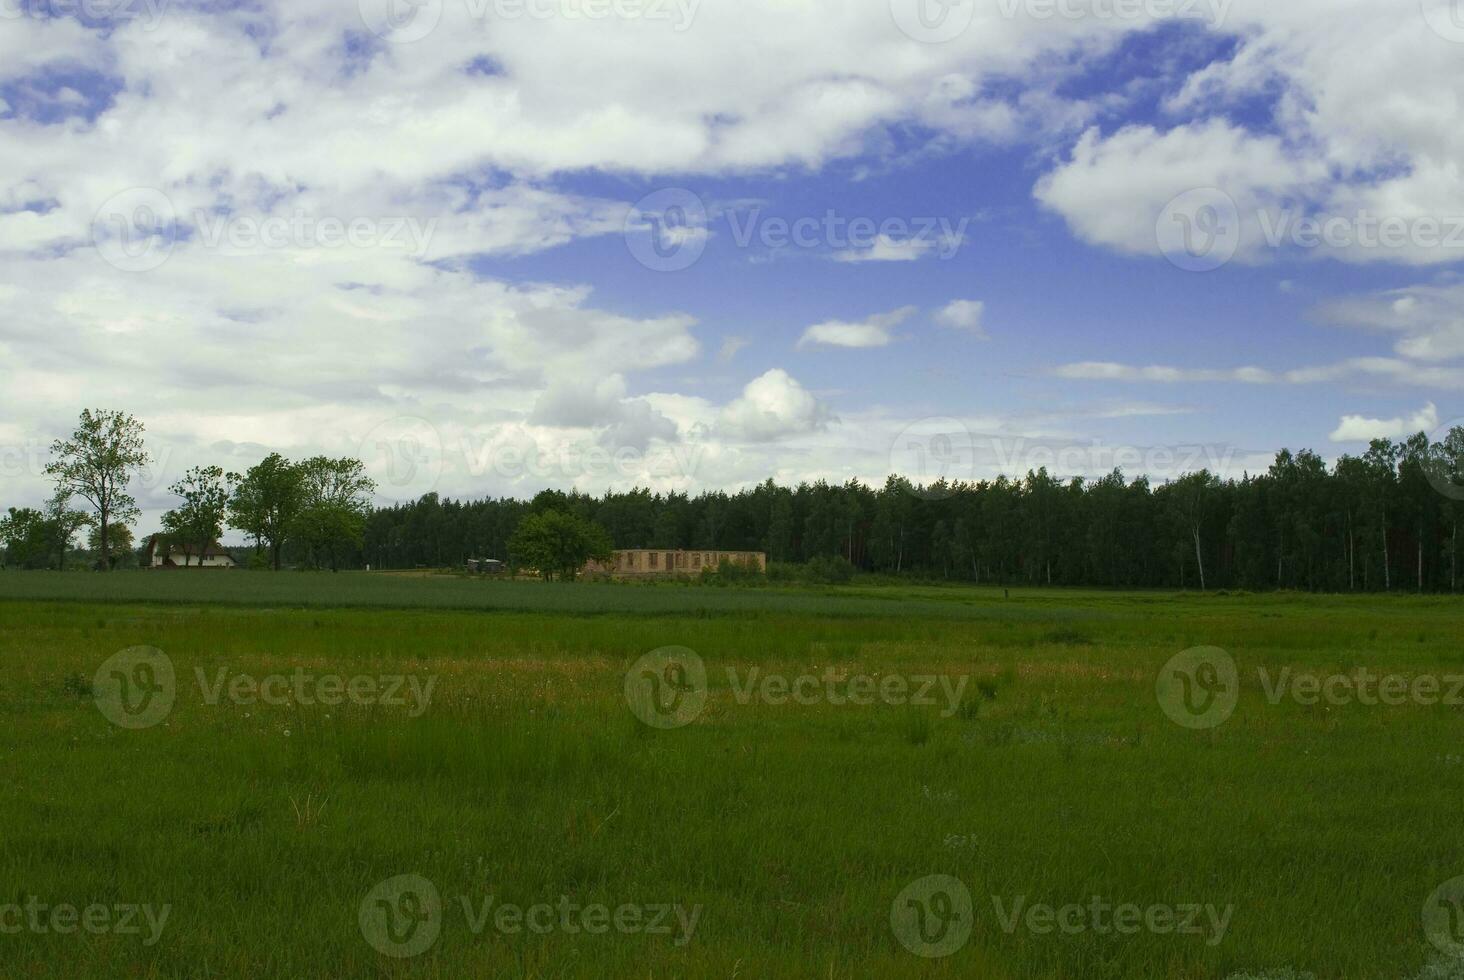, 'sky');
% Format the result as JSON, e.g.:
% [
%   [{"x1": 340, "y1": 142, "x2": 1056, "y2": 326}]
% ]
[{"x1": 2, "y1": 0, "x2": 1463, "y2": 533}]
